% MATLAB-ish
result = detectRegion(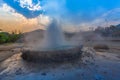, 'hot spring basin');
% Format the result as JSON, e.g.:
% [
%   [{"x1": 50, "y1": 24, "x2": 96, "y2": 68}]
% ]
[{"x1": 21, "y1": 45, "x2": 83, "y2": 63}]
